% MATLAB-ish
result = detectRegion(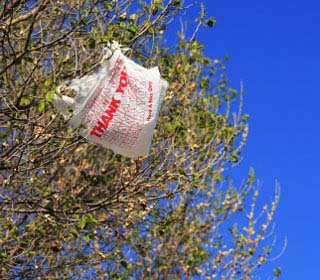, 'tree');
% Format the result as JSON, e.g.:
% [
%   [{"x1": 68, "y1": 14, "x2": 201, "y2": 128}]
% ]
[{"x1": 0, "y1": 0, "x2": 282, "y2": 279}]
